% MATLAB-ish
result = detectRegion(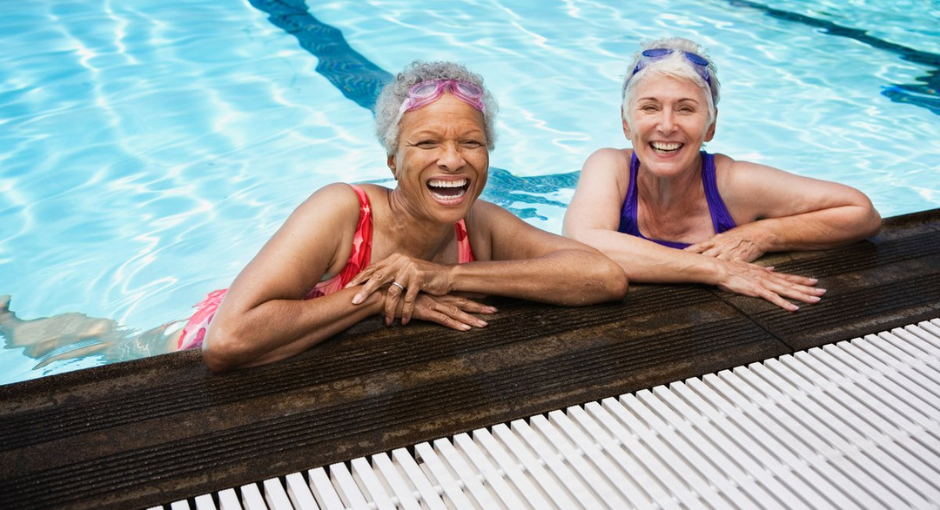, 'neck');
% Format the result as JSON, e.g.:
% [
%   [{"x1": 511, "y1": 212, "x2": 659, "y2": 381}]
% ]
[
  {"x1": 383, "y1": 188, "x2": 458, "y2": 260},
  {"x1": 636, "y1": 154, "x2": 703, "y2": 208}
]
